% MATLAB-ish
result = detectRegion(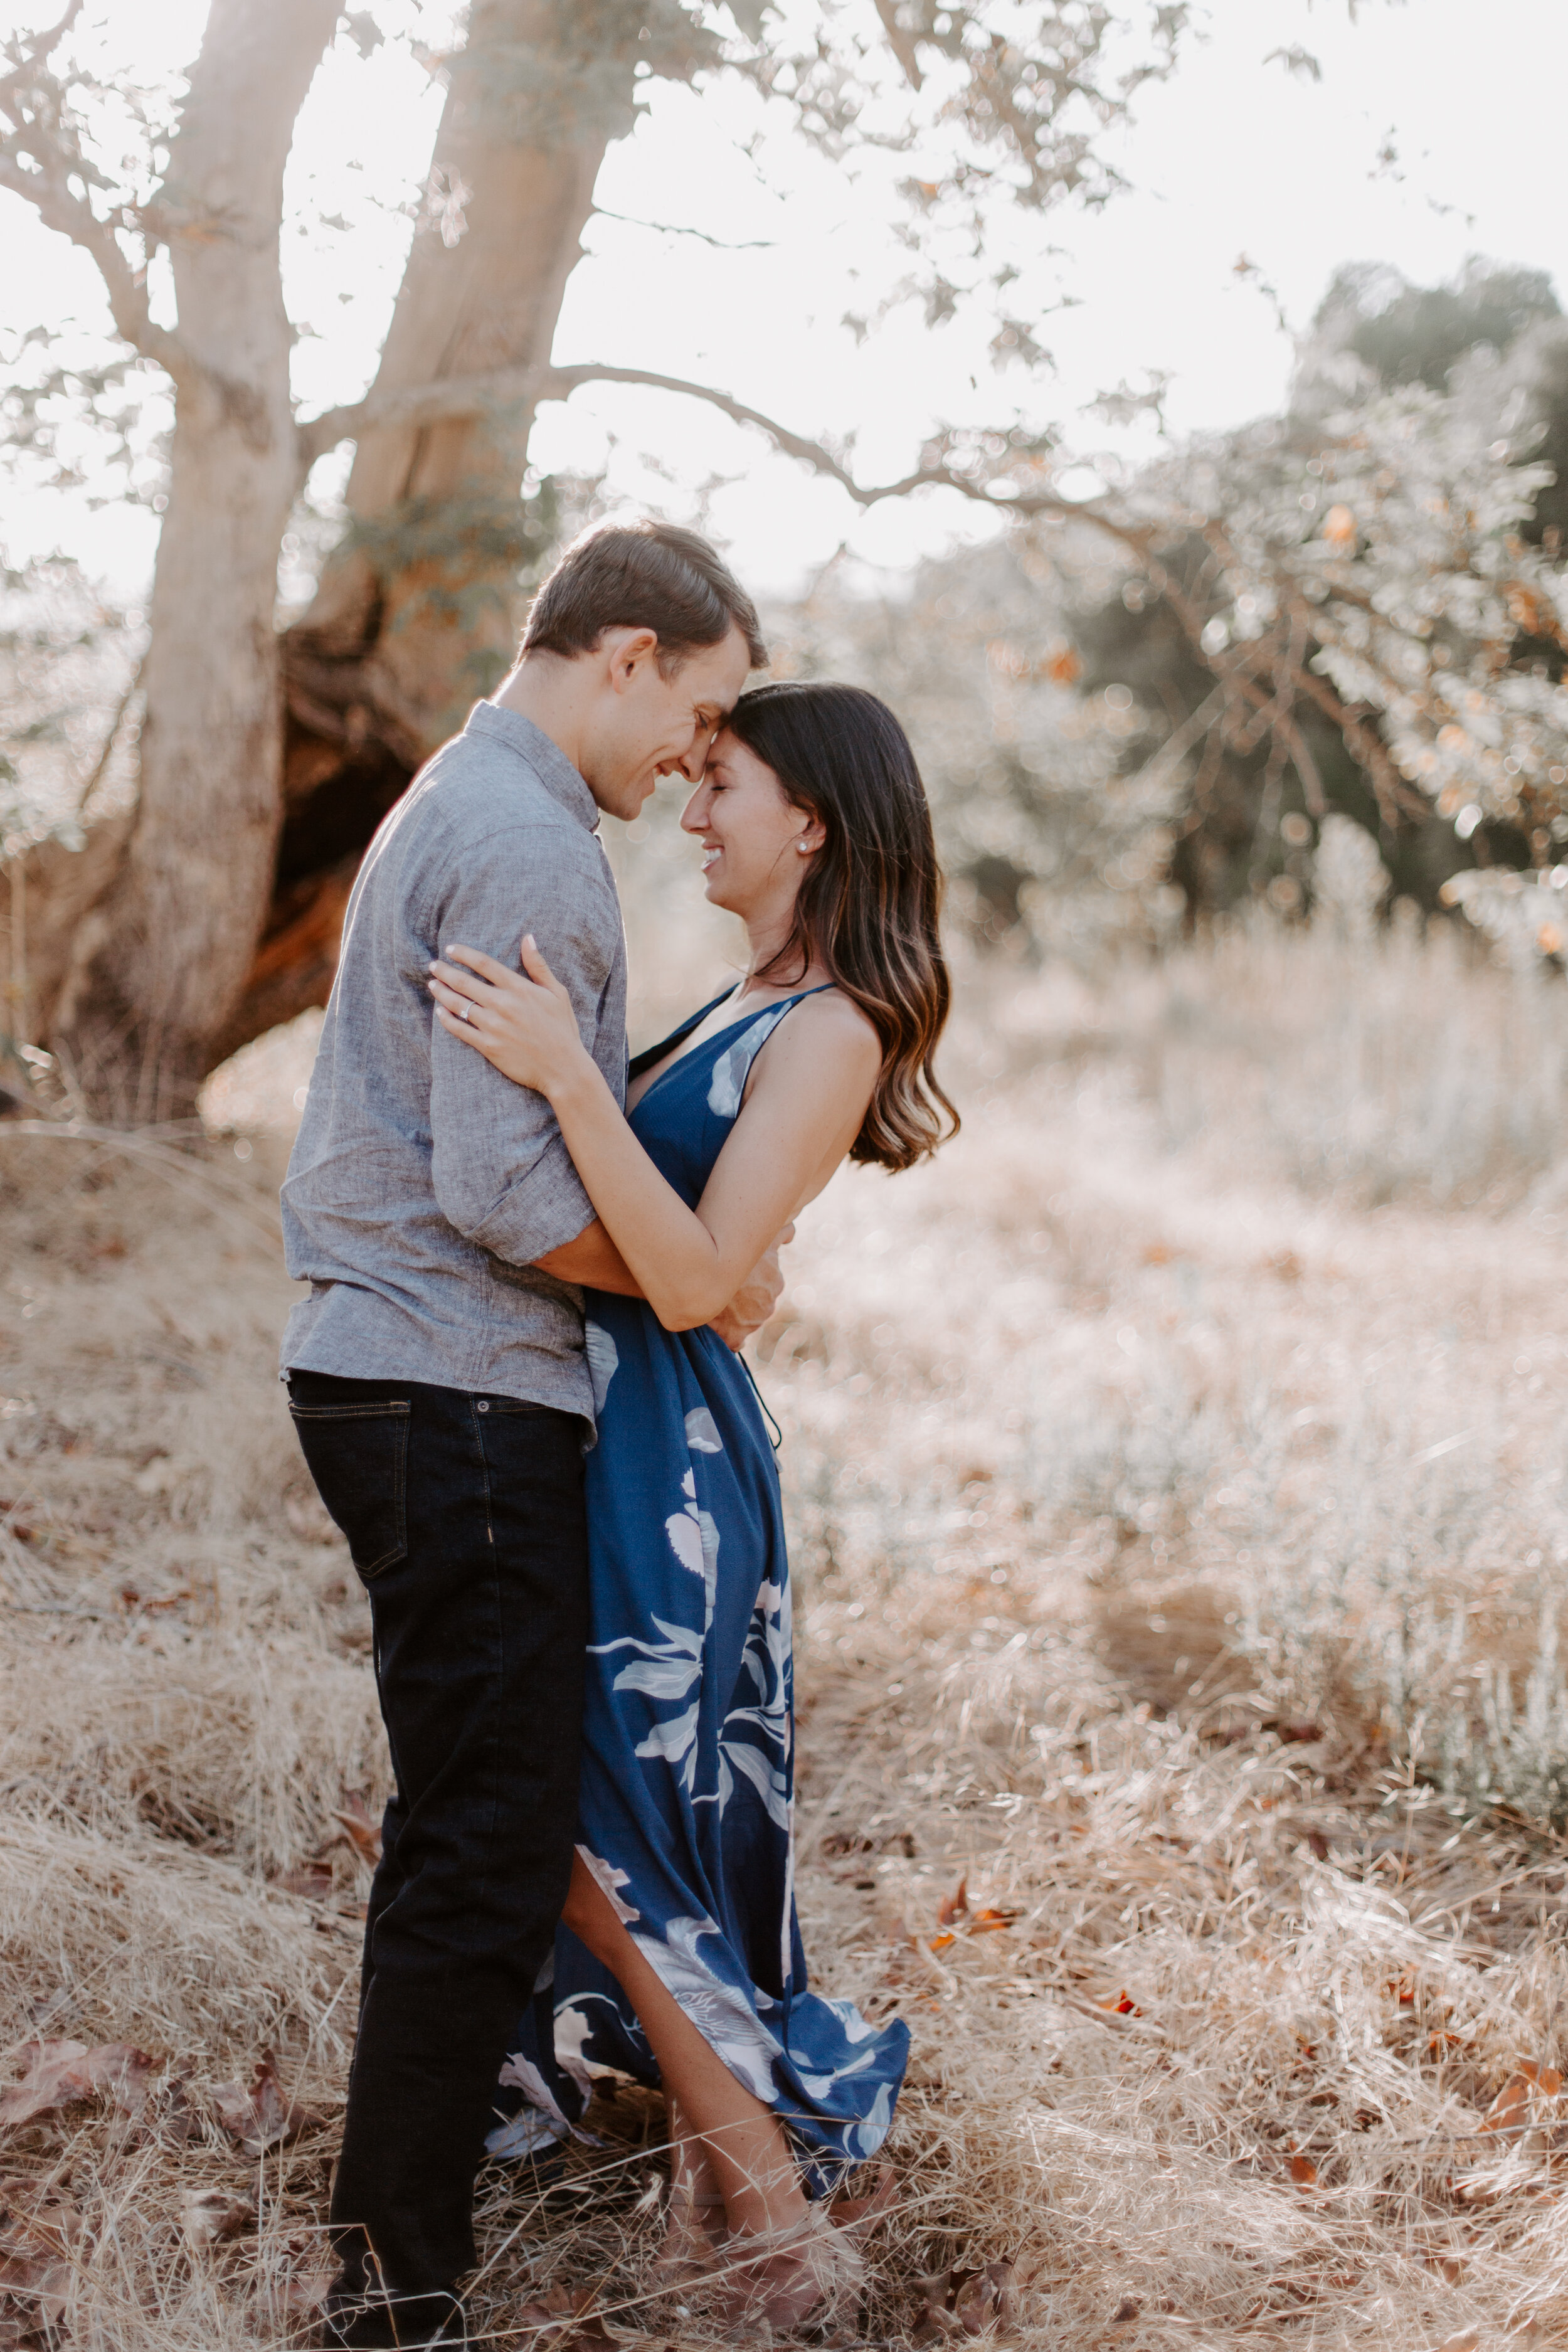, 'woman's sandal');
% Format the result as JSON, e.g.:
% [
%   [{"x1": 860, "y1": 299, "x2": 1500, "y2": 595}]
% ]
[{"x1": 715, "y1": 2201, "x2": 866, "y2": 2337}]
